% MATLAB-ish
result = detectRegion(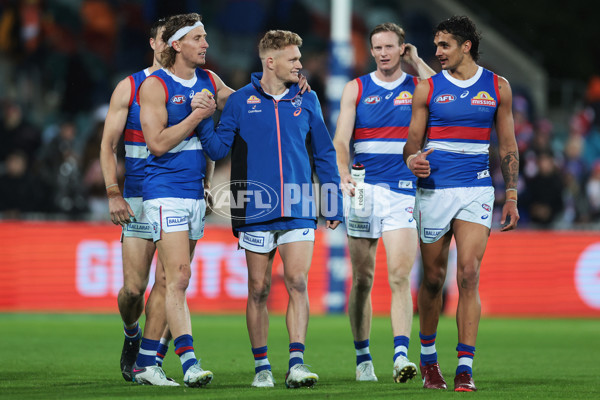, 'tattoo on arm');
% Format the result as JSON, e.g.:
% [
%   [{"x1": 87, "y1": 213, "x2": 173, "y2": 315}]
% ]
[{"x1": 501, "y1": 151, "x2": 519, "y2": 189}]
